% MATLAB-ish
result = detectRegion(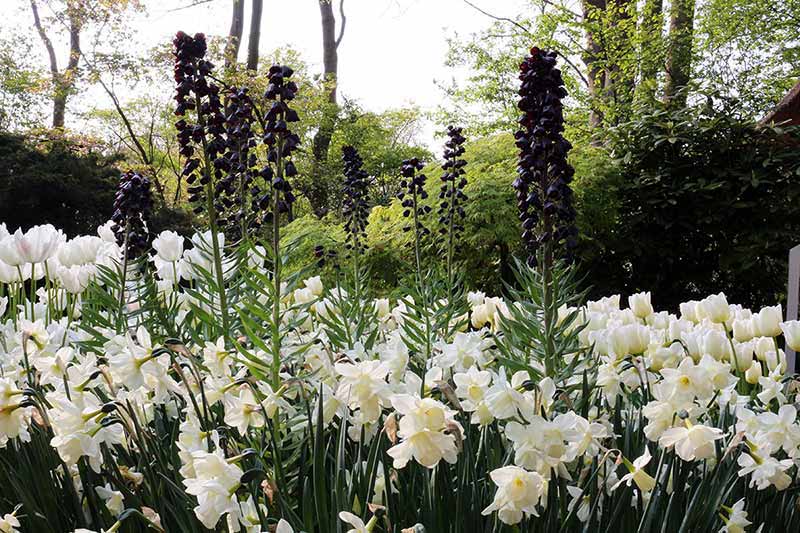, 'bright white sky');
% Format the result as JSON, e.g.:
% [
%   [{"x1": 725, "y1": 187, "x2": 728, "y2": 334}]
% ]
[{"x1": 6, "y1": 0, "x2": 531, "y2": 148}]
